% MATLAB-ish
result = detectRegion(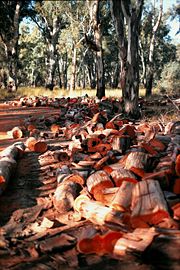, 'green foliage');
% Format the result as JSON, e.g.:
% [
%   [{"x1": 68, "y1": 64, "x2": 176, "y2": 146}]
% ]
[{"x1": 159, "y1": 61, "x2": 180, "y2": 94}]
